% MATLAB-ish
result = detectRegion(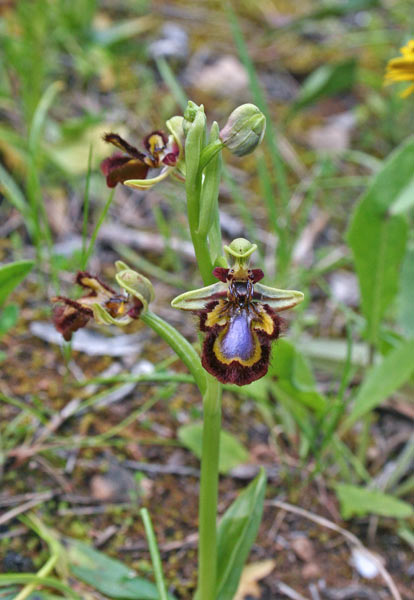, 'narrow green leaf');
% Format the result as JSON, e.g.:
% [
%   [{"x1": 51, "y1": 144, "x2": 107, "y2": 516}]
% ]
[
  {"x1": 0, "y1": 592, "x2": 62, "y2": 600},
  {"x1": 342, "y1": 339, "x2": 414, "y2": 432},
  {"x1": 0, "y1": 260, "x2": 34, "y2": 306},
  {"x1": 398, "y1": 243, "x2": 414, "y2": 337},
  {"x1": 215, "y1": 469, "x2": 267, "y2": 600},
  {"x1": 269, "y1": 339, "x2": 327, "y2": 414},
  {"x1": 29, "y1": 81, "x2": 63, "y2": 155},
  {"x1": 335, "y1": 483, "x2": 414, "y2": 519},
  {"x1": 0, "y1": 575, "x2": 81, "y2": 599},
  {"x1": 347, "y1": 138, "x2": 414, "y2": 345},
  {"x1": 292, "y1": 59, "x2": 356, "y2": 113},
  {"x1": 178, "y1": 423, "x2": 248, "y2": 474},
  {"x1": 0, "y1": 161, "x2": 31, "y2": 223},
  {"x1": 398, "y1": 527, "x2": 414, "y2": 550},
  {"x1": 0, "y1": 304, "x2": 19, "y2": 337}
]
